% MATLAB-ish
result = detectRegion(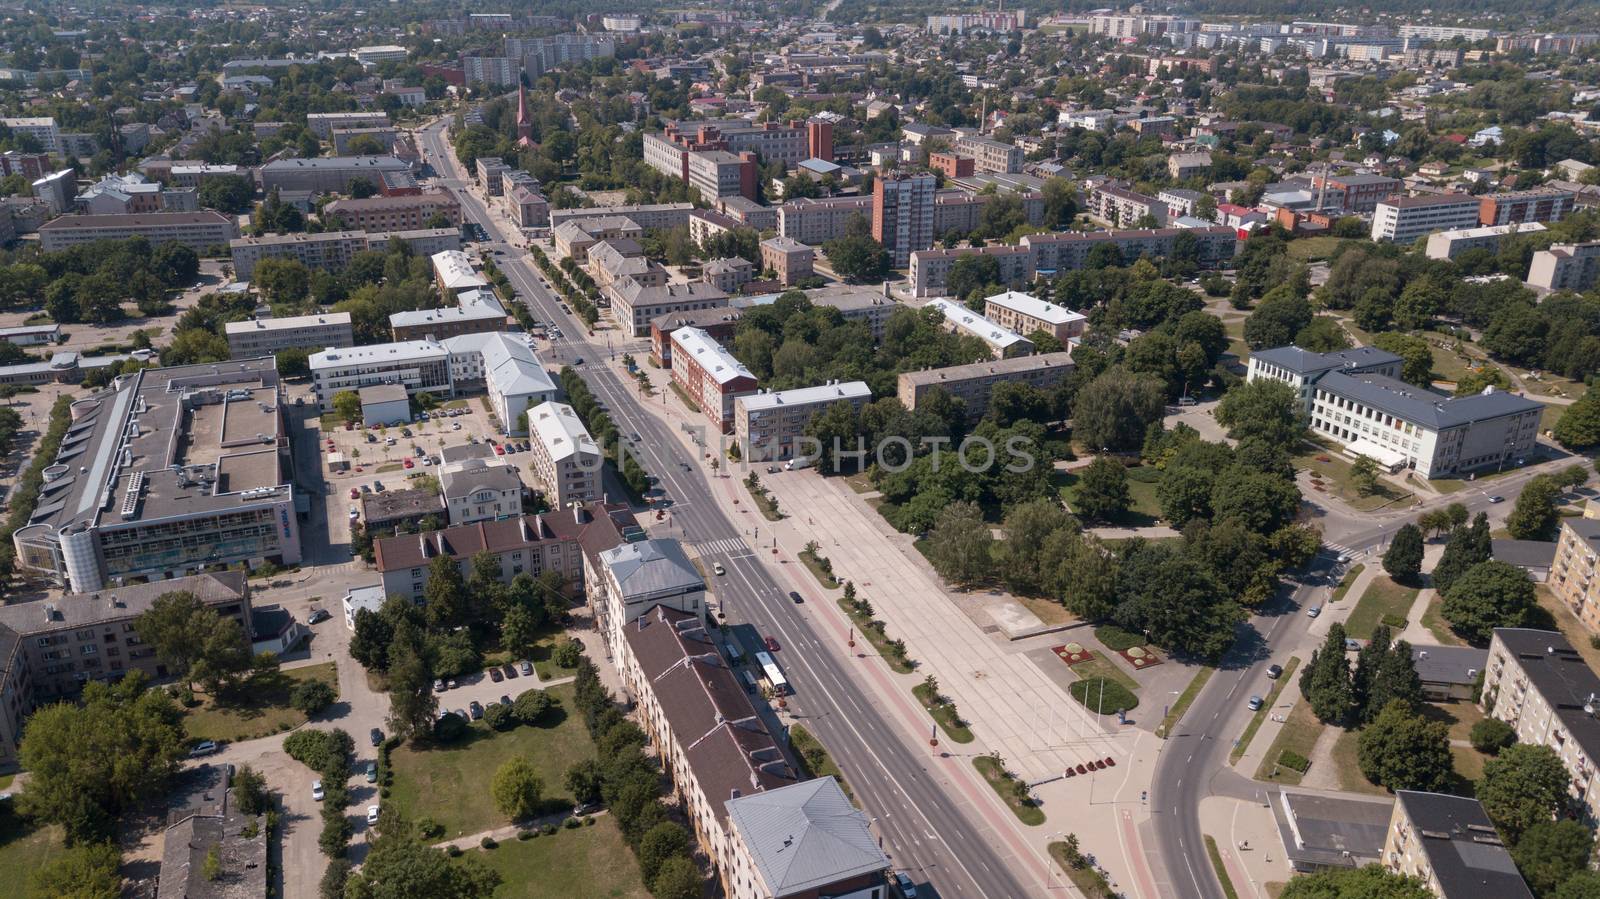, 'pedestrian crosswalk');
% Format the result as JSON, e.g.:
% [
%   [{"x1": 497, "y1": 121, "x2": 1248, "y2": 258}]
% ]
[
  {"x1": 694, "y1": 536, "x2": 752, "y2": 557},
  {"x1": 1323, "y1": 542, "x2": 1362, "y2": 560}
]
